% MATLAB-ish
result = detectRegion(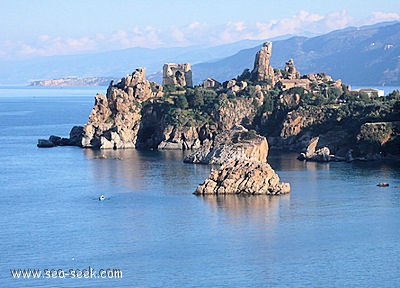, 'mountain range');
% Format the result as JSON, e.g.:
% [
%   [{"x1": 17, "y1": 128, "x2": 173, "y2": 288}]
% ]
[
  {"x1": 193, "y1": 21, "x2": 400, "y2": 86},
  {"x1": 1, "y1": 21, "x2": 399, "y2": 86}
]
